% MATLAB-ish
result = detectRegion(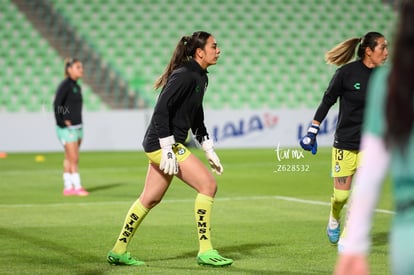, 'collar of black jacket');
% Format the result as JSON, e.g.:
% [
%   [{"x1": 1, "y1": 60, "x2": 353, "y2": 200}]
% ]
[{"x1": 186, "y1": 59, "x2": 208, "y2": 75}]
